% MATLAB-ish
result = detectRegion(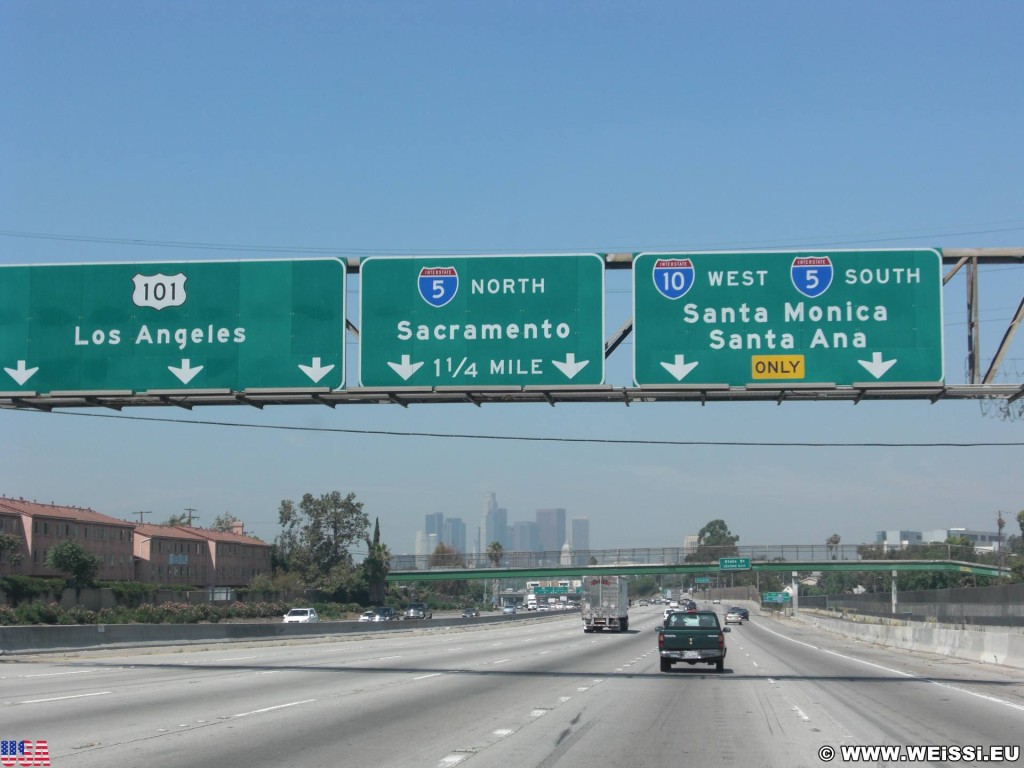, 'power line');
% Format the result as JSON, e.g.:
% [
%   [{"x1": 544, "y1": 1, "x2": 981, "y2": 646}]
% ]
[
  {"x1": 32, "y1": 410, "x2": 1024, "y2": 448},
  {"x1": 2, "y1": 220, "x2": 1024, "y2": 257}
]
